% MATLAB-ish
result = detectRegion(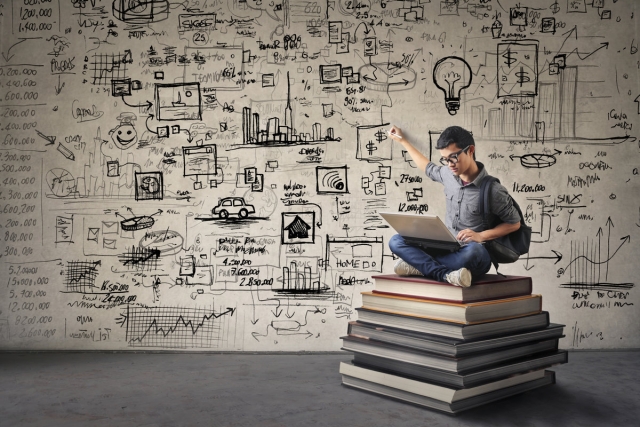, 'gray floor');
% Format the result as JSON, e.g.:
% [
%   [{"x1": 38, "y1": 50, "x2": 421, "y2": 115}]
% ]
[{"x1": 1, "y1": 351, "x2": 639, "y2": 427}]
